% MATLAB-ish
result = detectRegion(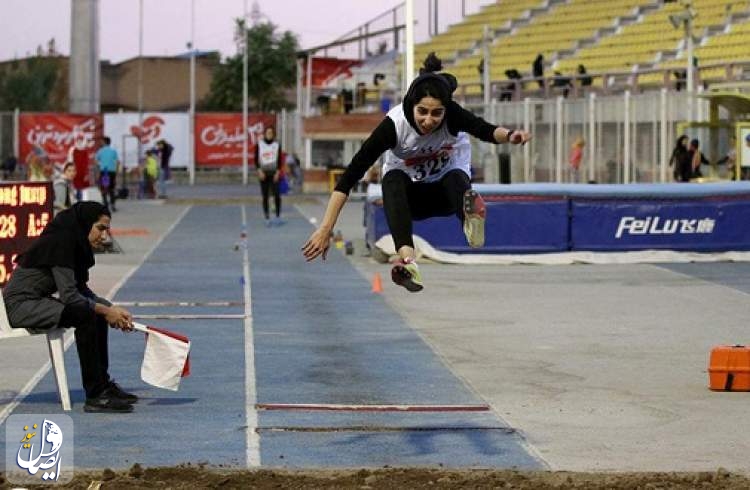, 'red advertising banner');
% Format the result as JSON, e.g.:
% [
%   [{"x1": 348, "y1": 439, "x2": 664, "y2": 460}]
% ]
[
  {"x1": 0, "y1": 182, "x2": 53, "y2": 286},
  {"x1": 195, "y1": 113, "x2": 276, "y2": 166},
  {"x1": 19, "y1": 113, "x2": 103, "y2": 165},
  {"x1": 302, "y1": 57, "x2": 360, "y2": 87}
]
